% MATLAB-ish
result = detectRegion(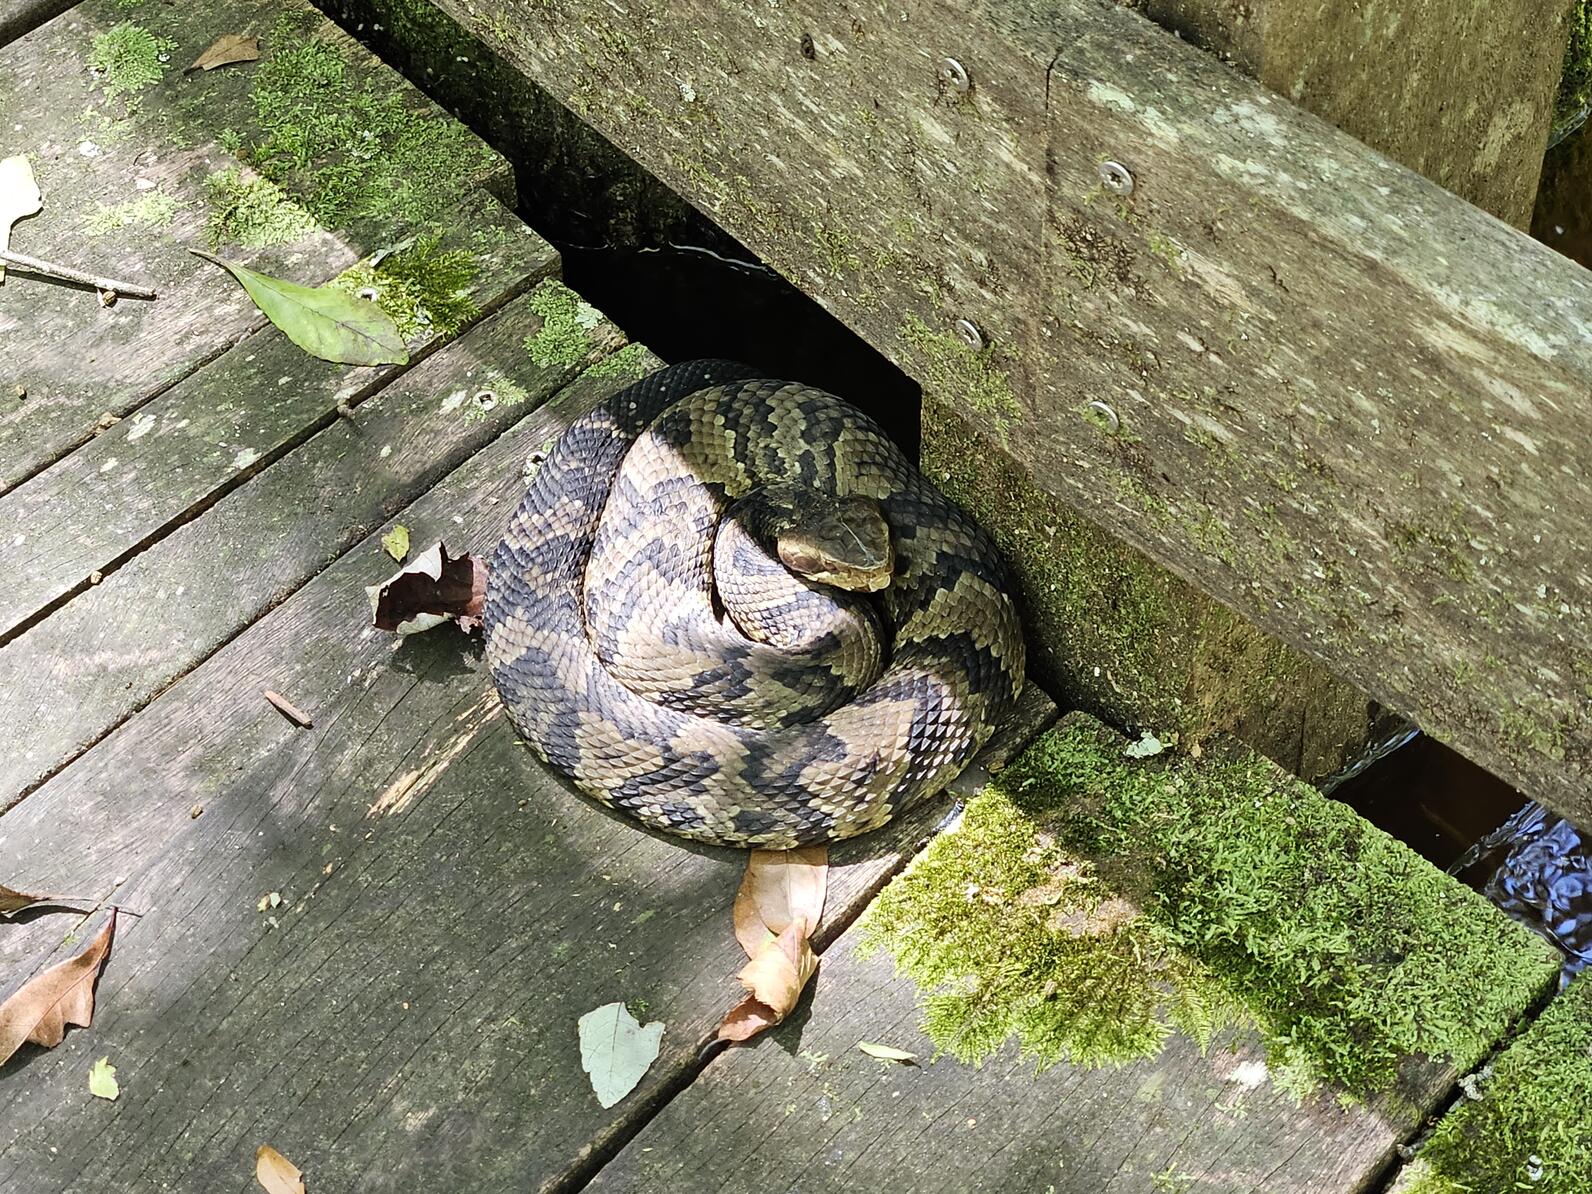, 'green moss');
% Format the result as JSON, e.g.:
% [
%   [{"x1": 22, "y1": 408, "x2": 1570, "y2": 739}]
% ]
[
  {"x1": 203, "y1": 168, "x2": 319, "y2": 250},
  {"x1": 524, "y1": 280, "x2": 604, "y2": 368},
  {"x1": 1403, "y1": 977, "x2": 1592, "y2": 1194},
  {"x1": 83, "y1": 190, "x2": 179, "y2": 235},
  {"x1": 586, "y1": 342, "x2": 651, "y2": 381},
  {"x1": 332, "y1": 235, "x2": 479, "y2": 340},
  {"x1": 1554, "y1": 1, "x2": 1591, "y2": 138},
  {"x1": 862, "y1": 715, "x2": 1557, "y2": 1097},
  {"x1": 900, "y1": 313, "x2": 1020, "y2": 436},
  {"x1": 87, "y1": 23, "x2": 174, "y2": 101},
  {"x1": 236, "y1": 36, "x2": 497, "y2": 234}
]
